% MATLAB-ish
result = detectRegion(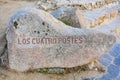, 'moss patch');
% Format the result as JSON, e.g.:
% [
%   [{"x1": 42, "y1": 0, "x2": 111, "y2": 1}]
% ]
[
  {"x1": 36, "y1": 60, "x2": 106, "y2": 75},
  {"x1": 37, "y1": 63, "x2": 92, "y2": 74},
  {"x1": 58, "y1": 19, "x2": 73, "y2": 27}
]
